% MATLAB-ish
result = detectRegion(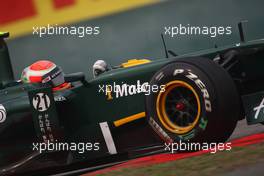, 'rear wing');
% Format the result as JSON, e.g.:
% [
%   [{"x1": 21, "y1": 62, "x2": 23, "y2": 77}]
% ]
[{"x1": 0, "y1": 32, "x2": 14, "y2": 89}]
